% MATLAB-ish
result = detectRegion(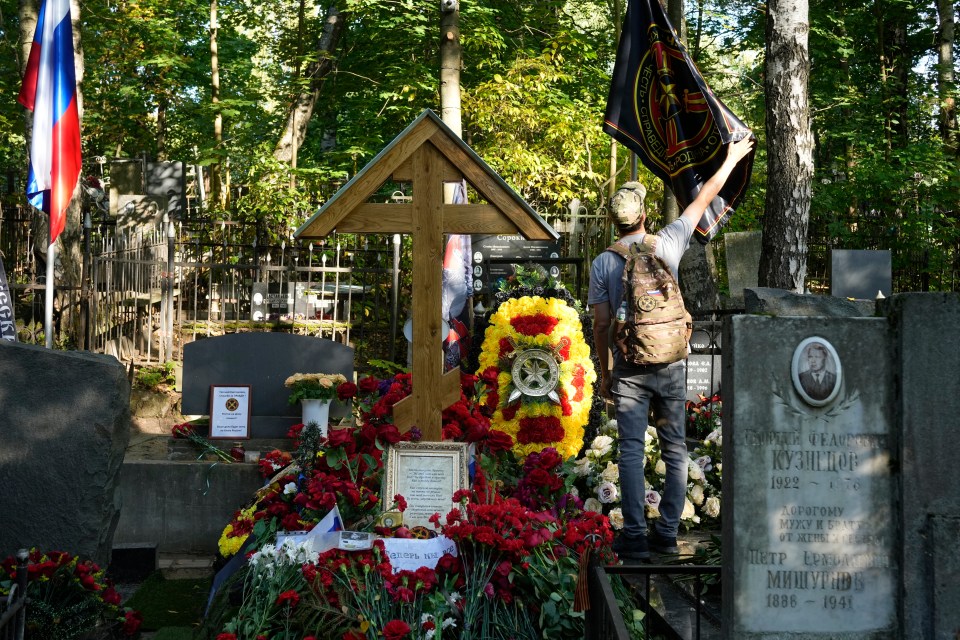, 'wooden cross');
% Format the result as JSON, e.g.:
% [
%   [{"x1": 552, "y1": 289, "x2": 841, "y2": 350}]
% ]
[{"x1": 295, "y1": 110, "x2": 557, "y2": 441}]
